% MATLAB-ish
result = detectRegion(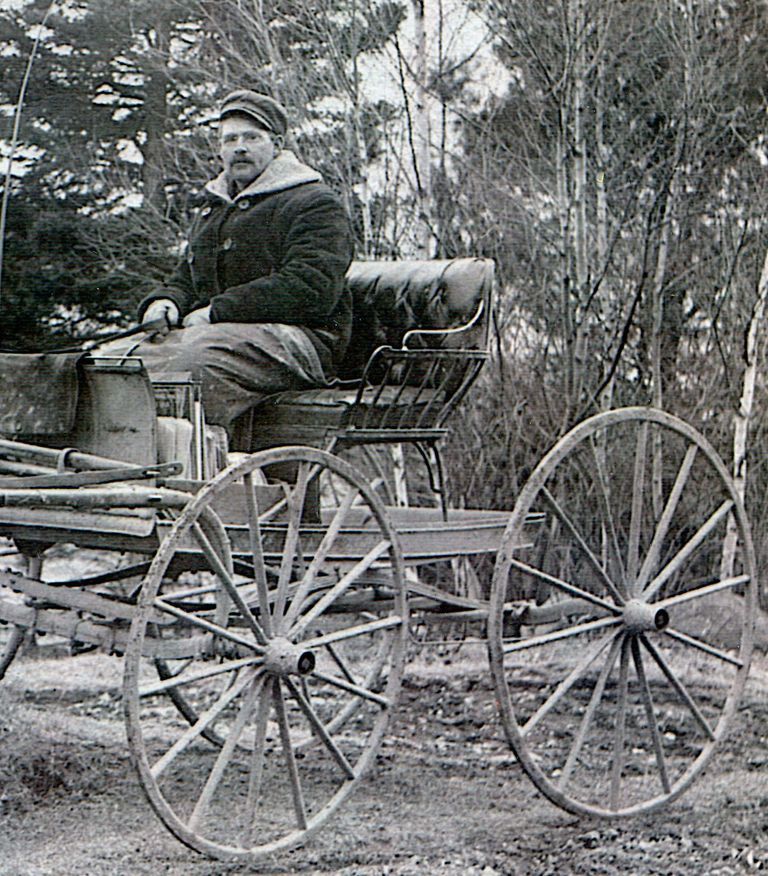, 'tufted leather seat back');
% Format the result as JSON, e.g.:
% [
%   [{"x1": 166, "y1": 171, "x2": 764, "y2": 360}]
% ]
[{"x1": 337, "y1": 257, "x2": 494, "y2": 379}]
